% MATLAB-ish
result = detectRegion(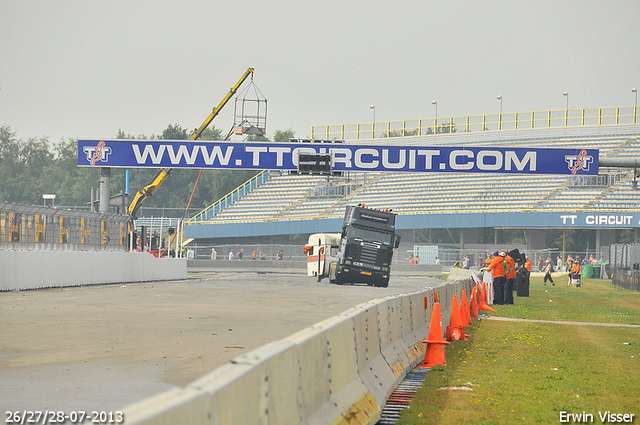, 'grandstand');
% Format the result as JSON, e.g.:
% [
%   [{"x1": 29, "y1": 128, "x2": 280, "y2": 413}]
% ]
[
  {"x1": 188, "y1": 127, "x2": 640, "y2": 221},
  {"x1": 184, "y1": 123, "x2": 640, "y2": 260}
]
